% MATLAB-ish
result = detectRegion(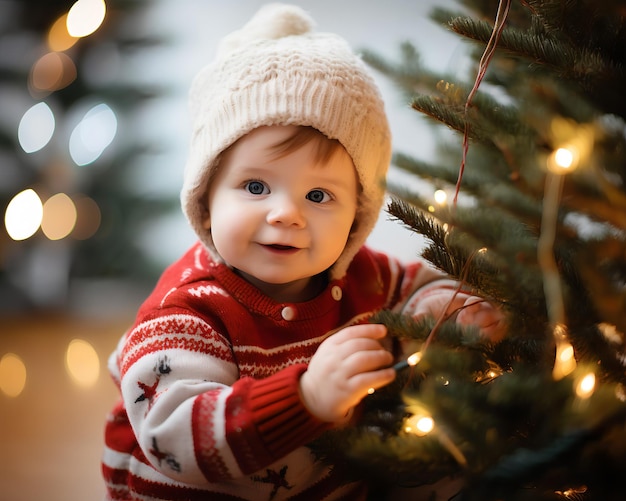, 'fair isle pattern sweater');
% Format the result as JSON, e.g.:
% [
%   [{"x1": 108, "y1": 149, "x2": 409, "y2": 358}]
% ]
[{"x1": 102, "y1": 243, "x2": 449, "y2": 501}]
